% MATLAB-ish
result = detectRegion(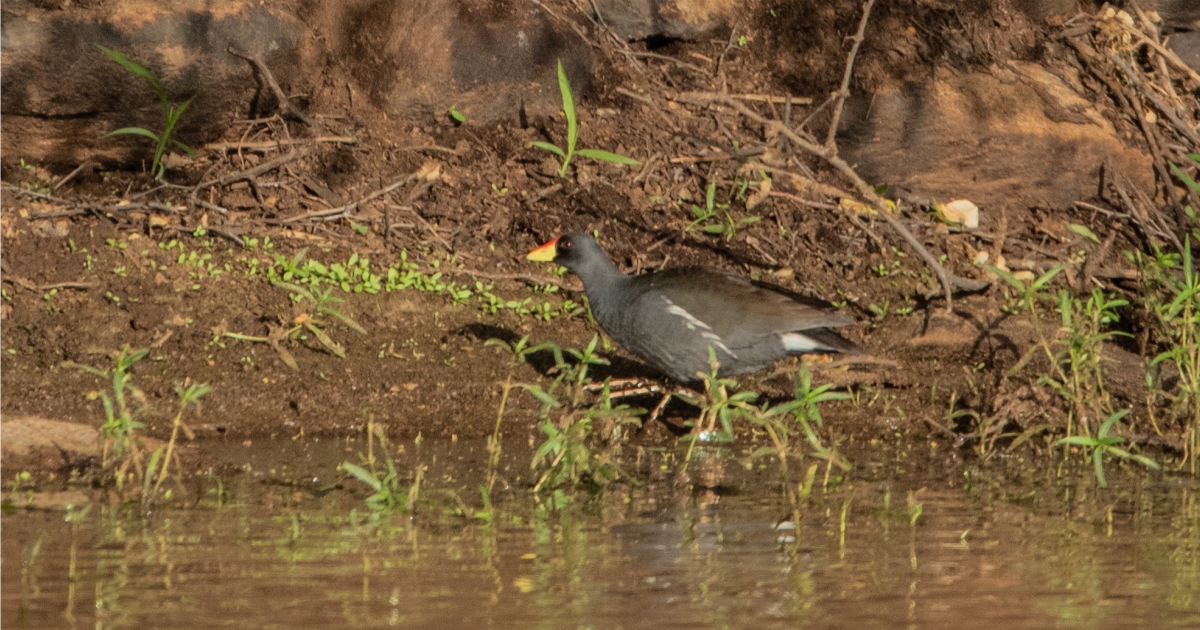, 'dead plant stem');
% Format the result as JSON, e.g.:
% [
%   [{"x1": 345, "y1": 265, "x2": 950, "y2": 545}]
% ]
[{"x1": 825, "y1": 0, "x2": 876, "y2": 150}]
